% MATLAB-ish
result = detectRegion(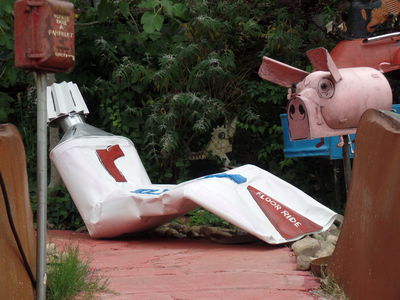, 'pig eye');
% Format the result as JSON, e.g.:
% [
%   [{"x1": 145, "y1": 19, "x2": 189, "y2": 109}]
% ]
[{"x1": 317, "y1": 78, "x2": 335, "y2": 98}]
